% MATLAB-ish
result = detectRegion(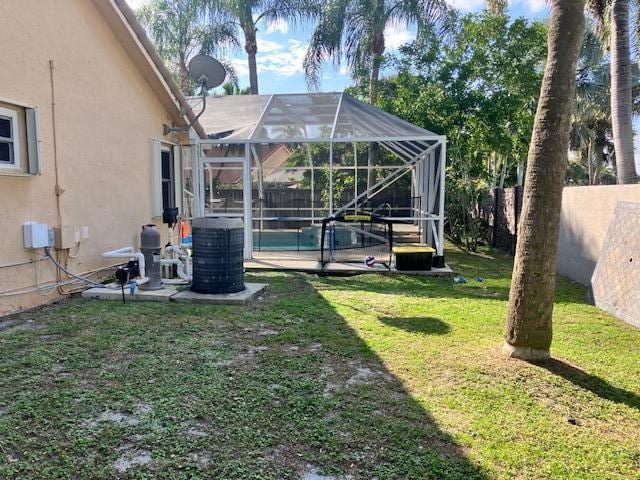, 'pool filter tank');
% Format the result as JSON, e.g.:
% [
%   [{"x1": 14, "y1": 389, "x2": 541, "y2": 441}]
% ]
[
  {"x1": 140, "y1": 224, "x2": 162, "y2": 290},
  {"x1": 191, "y1": 217, "x2": 245, "y2": 294}
]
